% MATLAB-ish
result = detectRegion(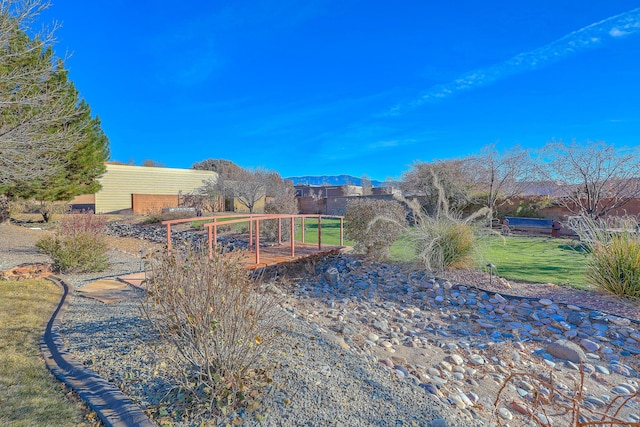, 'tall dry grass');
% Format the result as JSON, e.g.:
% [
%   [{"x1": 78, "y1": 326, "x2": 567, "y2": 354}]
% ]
[
  {"x1": 572, "y1": 215, "x2": 640, "y2": 299},
  {"x1": 405, "y1": 170, "x2": 491, "y2": 273}
]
